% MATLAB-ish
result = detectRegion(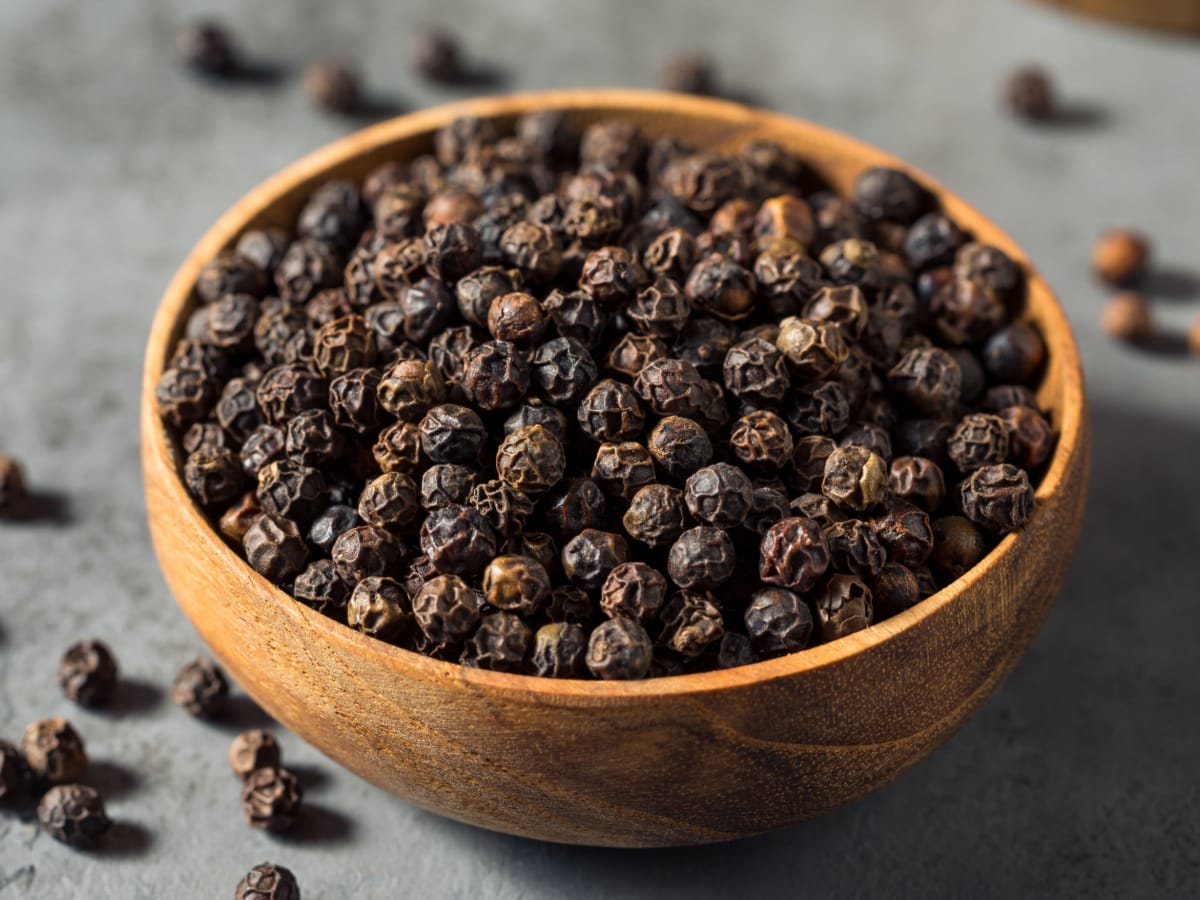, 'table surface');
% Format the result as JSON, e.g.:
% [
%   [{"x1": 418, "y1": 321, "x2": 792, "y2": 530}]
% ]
[{"x1": 1, "y1": 0, "x2": 1198, "y2": 897}]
